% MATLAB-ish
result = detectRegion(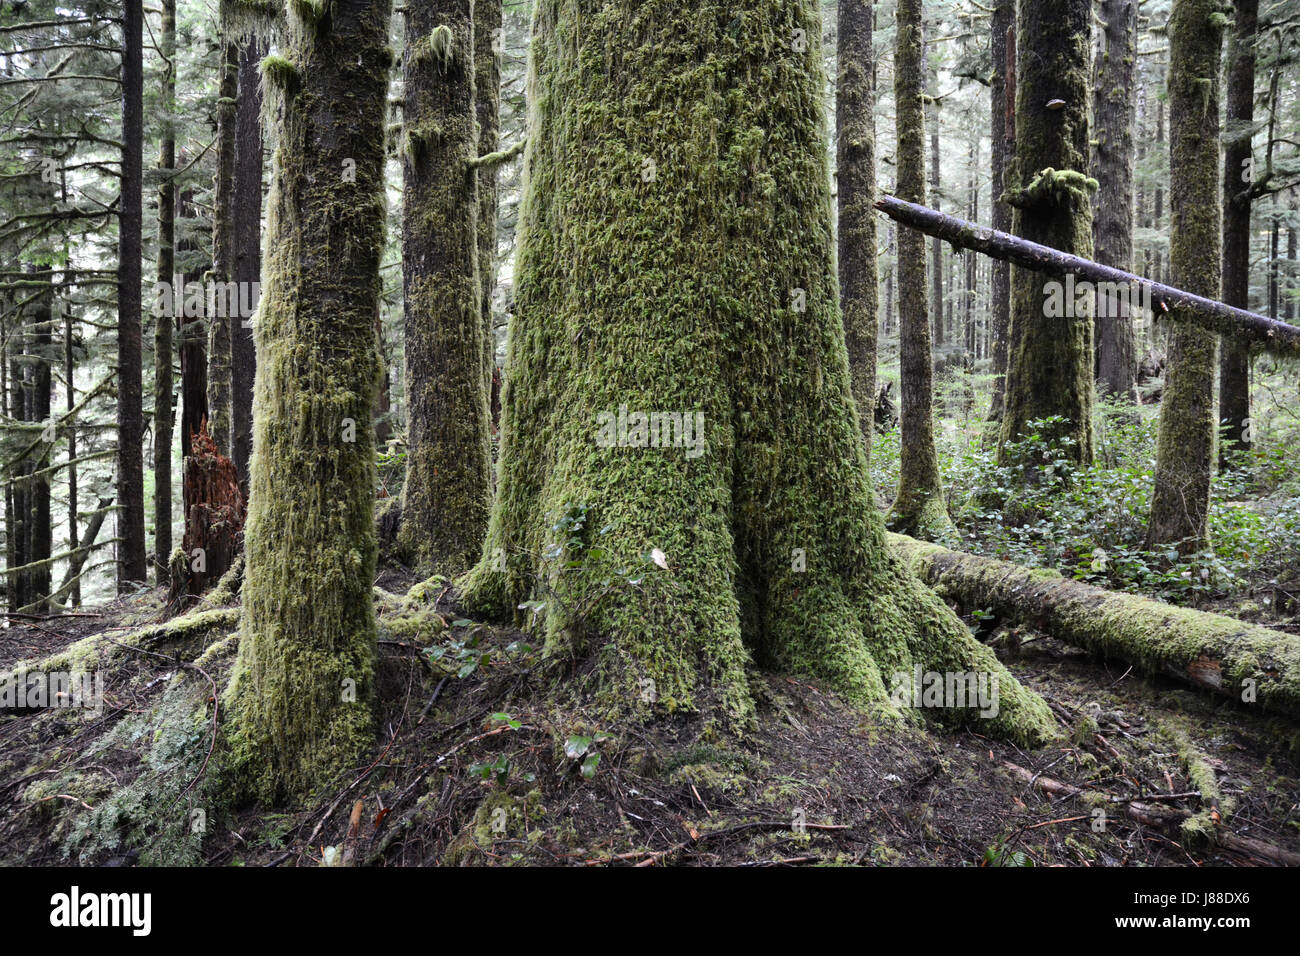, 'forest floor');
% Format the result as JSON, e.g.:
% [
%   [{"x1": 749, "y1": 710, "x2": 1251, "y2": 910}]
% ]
[{"x1": 2, "y1": 566, "x2": 1298, "y2": 867}]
